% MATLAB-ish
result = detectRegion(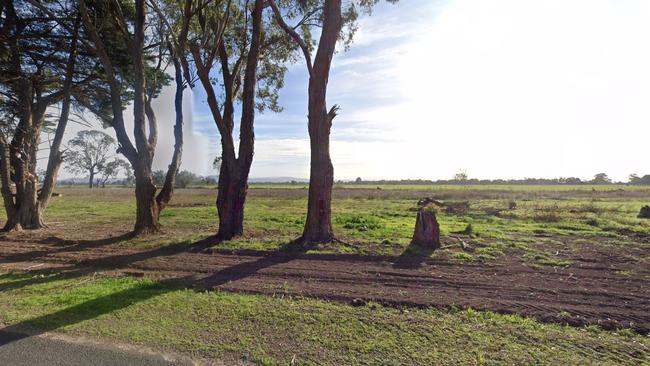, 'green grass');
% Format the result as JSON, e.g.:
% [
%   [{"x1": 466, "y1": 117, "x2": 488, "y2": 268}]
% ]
[
  {"x1": 5, "y1": 186, "x2": 649, "y2": 265},
  {"x1": 1, "y1": 186, "x2": 649, "y2": 364},
  {"x1": 0, "y1": 272, "x2": 647, "y2": 365}
]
